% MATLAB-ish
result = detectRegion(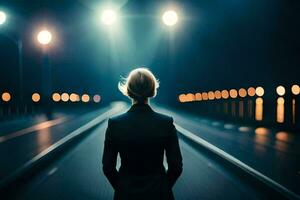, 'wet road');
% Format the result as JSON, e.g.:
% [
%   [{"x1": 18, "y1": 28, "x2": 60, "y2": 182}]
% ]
[
  {"x1": 12, "y1": 120, "x2": 268, "y2": 200},
  {"x1": 0, "y1": 107, "x2": 111, "y2": 181},
  {"x1": 155, "y1": 106, "x2": 300, "y2": 195}
]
